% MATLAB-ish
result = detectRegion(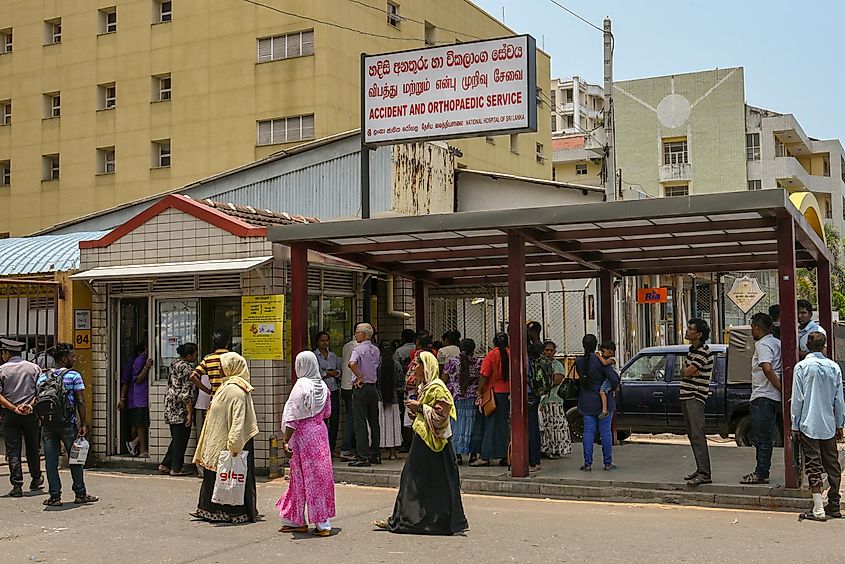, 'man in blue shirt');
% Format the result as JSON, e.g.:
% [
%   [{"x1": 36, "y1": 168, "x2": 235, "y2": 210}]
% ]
[
  {"x1": 797, "y1": 299, "x2": 827, "y2": 360},
  {"x1": 39, "y1": 343, "x2": 99, "y2": 507},
  {"x1": 792, "y1": 332, "x2": 844, "y2": 521}
]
